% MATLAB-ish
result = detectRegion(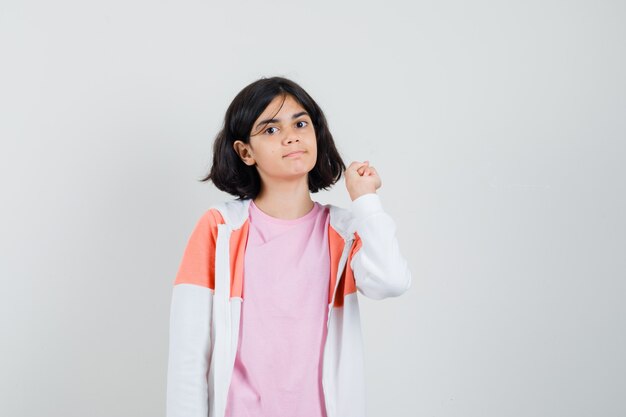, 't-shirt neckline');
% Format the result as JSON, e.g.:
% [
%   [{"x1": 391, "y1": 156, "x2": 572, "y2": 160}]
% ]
[{"x1": 249, "y1": 200, "x2": 320, "y2": 225}]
